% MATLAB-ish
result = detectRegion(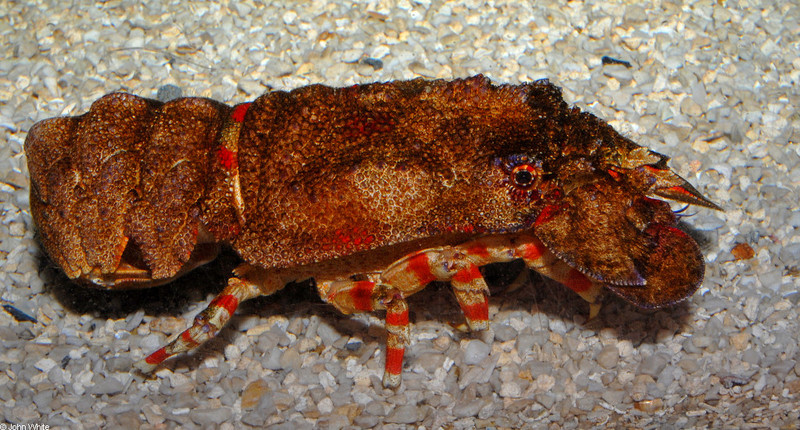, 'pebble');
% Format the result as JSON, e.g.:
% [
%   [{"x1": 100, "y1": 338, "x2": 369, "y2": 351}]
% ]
[
  {"x1": 156, "y1": 85, "x2": 183, "y2": 102},
  {"x1": 89, "y1": 376, "x2": 124, "y2": 395},
  {"x1": 514, "y1": 334, "x2": 536, "y2": 358},
  {"x1": 500, "y1": 380, "x2": 523, "y2": 398},
  {"x1": 603, "y1": 65, "x2": 634, "y2": 83},
  {"x1": 453, "y1": 399, "x2": 483, "y2": 417},
  {"x1": 493, "y1": 324, "x2": 518, "y2": 342},
  {"x1": 317, "y1": 397, "x2": 334, "y2": 414},
  {"x1": 415, "y1": 351, "x2": 445, "y2": 372},
  {"x1": 354, "y1": 413, "x2": 380, "y2": 428},
  {"x1": 239, "y1": 379, "x2": 267, "y2": 409},
  {"x1": 458, "y1": 355, "x2": 498, "y2": 389},
  {"x1": 462, "y1": 340, "x2": 491, "y2": 365},
  {"x1": 386, "y1": 405, "x2": 423, "y2": 424},
  {"x1": 317, "y1": 414, "x2": 349, "y2": 430},
  {"x1": 241, "y1": 394, "x2": 277, "y2": 426},
  {"x1": 678, "y1": 357, "x2": 701, "y2": 373},
  {"x1": 316, "y1": 321, "x2": 341, "y2": 346},
  {"x1": 47, "y1": 367, "x2": 67, "y2": 385},
  {"x1": 34, "y1": 358, "x2": 57, "y2": 373},
  {"x1": 638, "y1": 354, "x2": 670, "y2": 377},
  {"x1": 280, "y1": 347, "x2": 302, "y2": 370},
  {"x1": 105, "y1": 356, "x2": 133, "y2": 372},
  {"x1": 191, "y1": 407, "x2": 233, "y2": 426},
  {"x1": 596, "y1": 345, "x2": 619, "y2": 369},
  {"x1": 32, "y1": 389, "x2": 54, "y2": 411}
]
